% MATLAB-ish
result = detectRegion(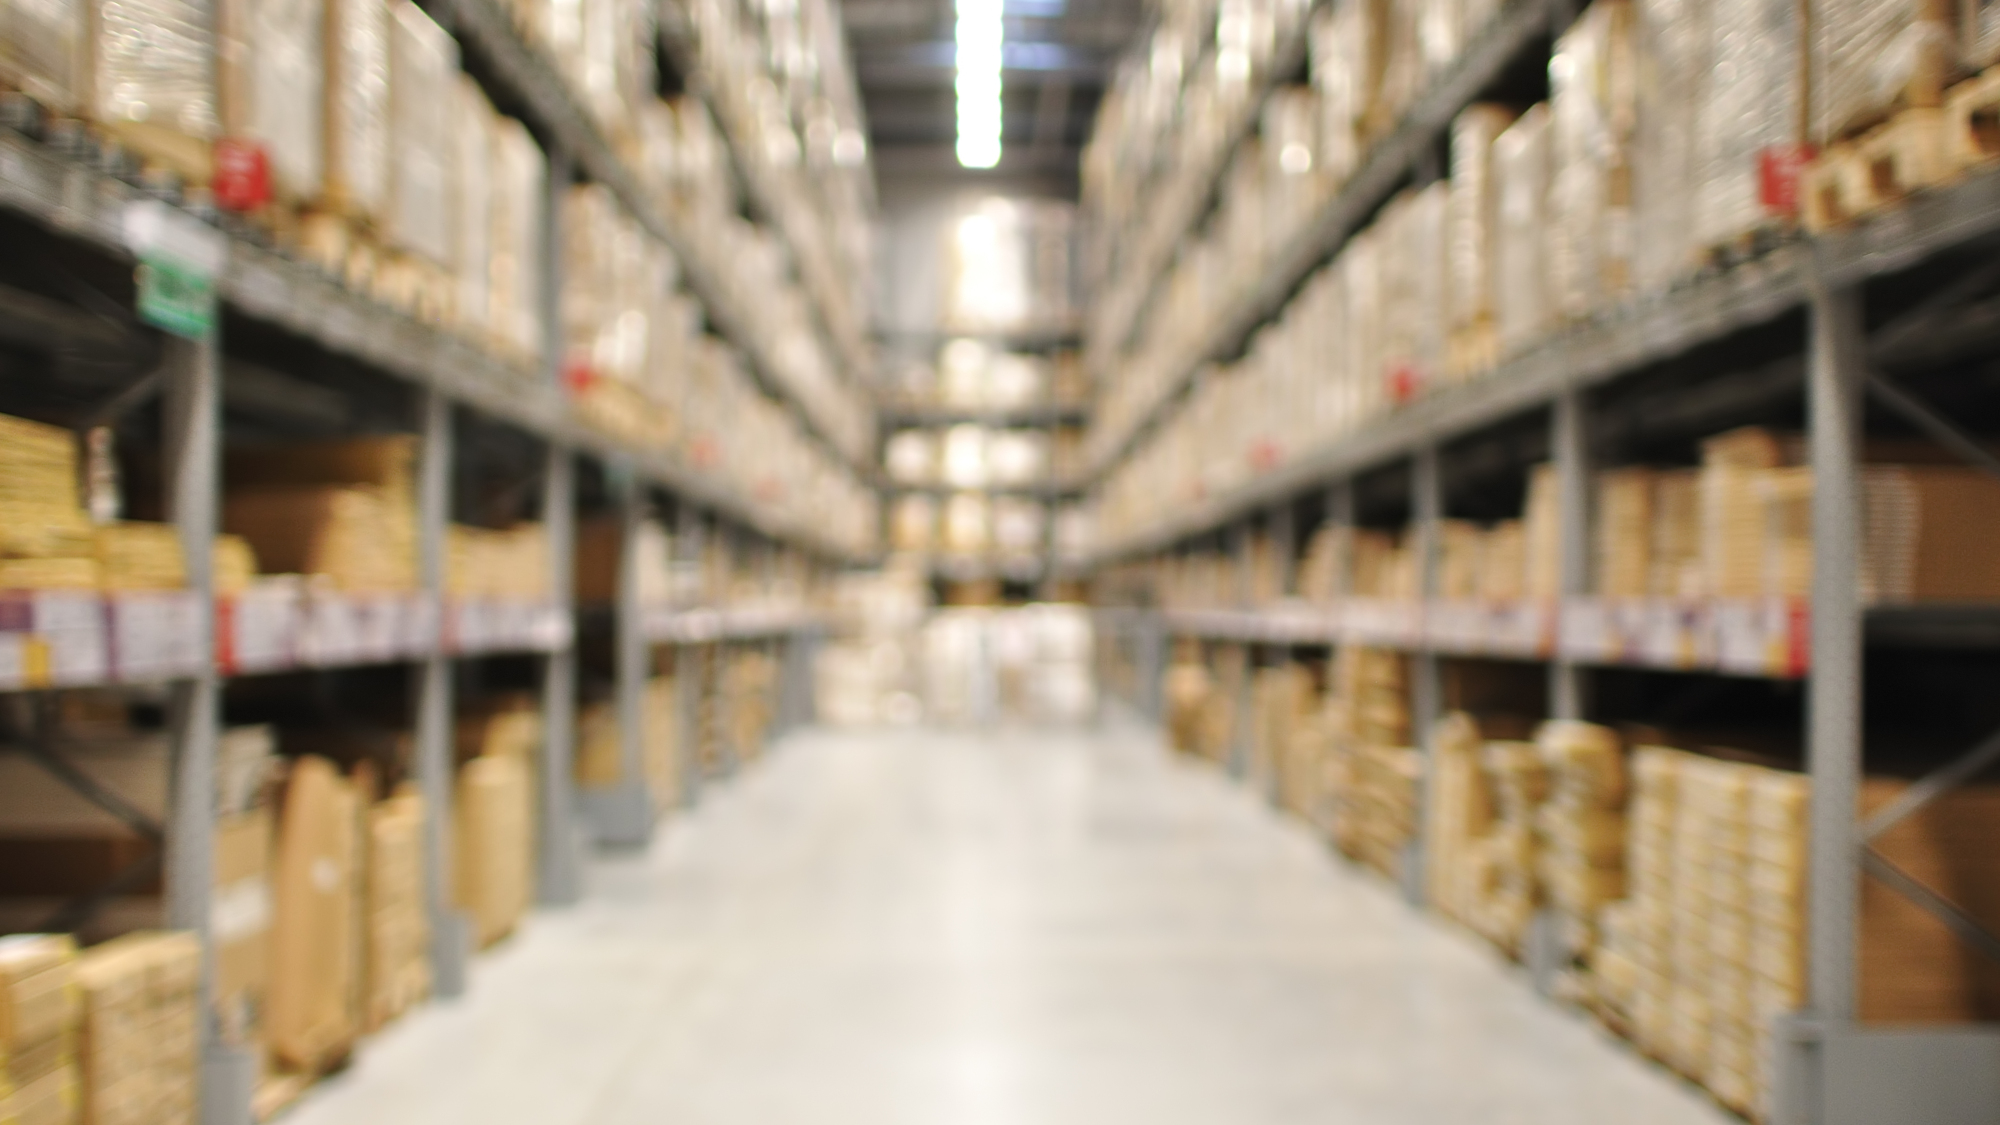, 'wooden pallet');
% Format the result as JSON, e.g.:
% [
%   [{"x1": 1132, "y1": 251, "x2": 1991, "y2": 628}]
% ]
[
  {"x1": 95, "y1": 119, "x2": 214, "y2": 192},
  {"x1": 373, "y1": 251, "x2": 454, "y2": 327},
  {"x1": 1804, "y1": 108, "x2": 1953, "y2": 231},
  {"x1": 1945, "y1": 65, "x2": 2000, "y2": 172}
]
